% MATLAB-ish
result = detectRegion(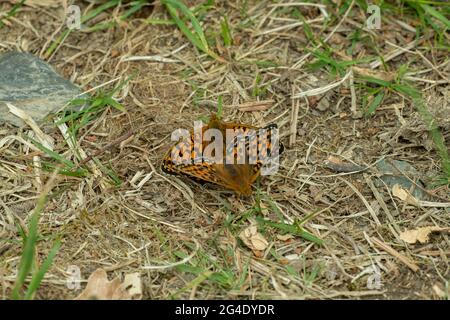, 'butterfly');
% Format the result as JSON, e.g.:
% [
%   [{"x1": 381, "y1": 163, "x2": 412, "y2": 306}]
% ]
[{"x1": 161, "y1": 114, "x2": 283, "y2": 196}]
